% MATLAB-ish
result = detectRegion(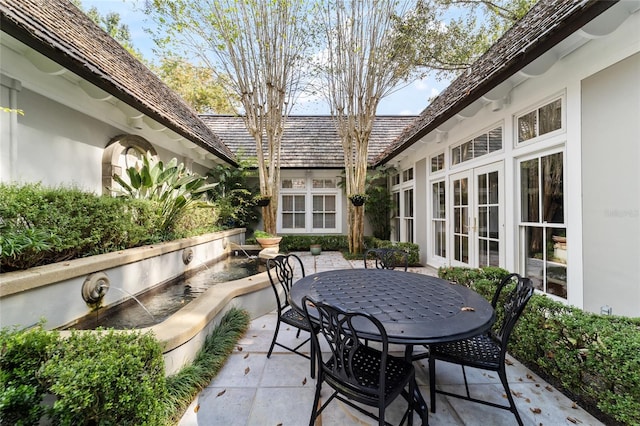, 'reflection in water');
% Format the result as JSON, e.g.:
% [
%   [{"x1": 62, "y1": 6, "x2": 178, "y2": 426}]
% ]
[{"x1": 72, "y1": 256, "x2": 262, "y2": 330}]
